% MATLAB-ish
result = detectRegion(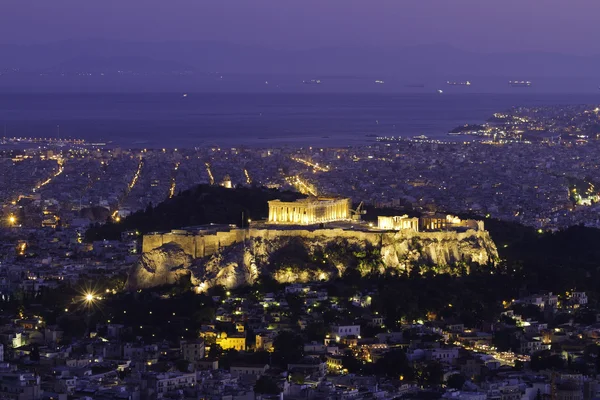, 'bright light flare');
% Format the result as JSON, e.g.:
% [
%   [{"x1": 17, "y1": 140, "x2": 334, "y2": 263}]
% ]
[{"x1": 77, "y1": 287, "x2": 102, "y2": 311}]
